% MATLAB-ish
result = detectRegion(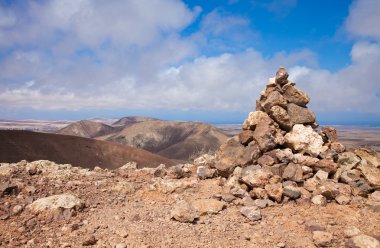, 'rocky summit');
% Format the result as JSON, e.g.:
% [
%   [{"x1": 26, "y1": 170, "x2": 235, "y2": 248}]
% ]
[
  {"x1": 214, "y1": 68, "x2": 380, "y2": 206},
  {"x1": 0, "y1": 68, "x2": 379, "y2": 247}
]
